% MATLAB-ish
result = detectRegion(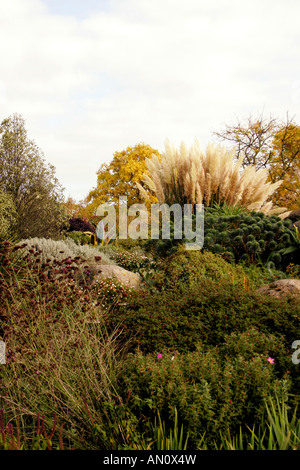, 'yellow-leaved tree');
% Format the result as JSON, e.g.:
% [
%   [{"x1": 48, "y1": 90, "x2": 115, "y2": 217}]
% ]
[
  {"x1": 268, "y1": 123, "x2": 300, "y2": 208},
  {"x1": 85, "y1": 143, "x2": 160, "y2": 219}
]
